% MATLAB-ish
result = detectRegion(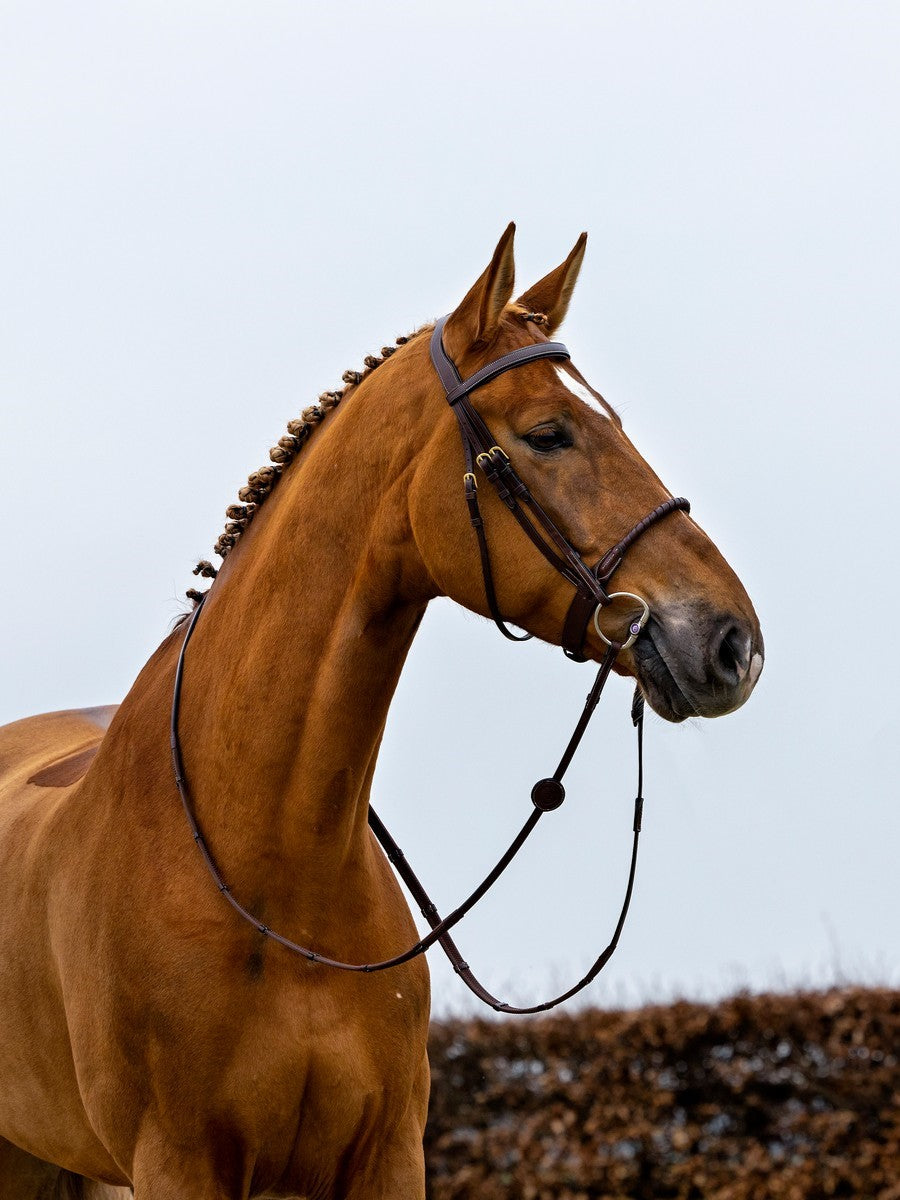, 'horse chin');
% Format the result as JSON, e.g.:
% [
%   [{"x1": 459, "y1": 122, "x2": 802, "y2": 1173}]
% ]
[
  {"x1": 629, "y1": 629, "x2": 699, "y2": 723},
  {"x1": 578, "y1": 627, "x2": 696, "y2": 723}
]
